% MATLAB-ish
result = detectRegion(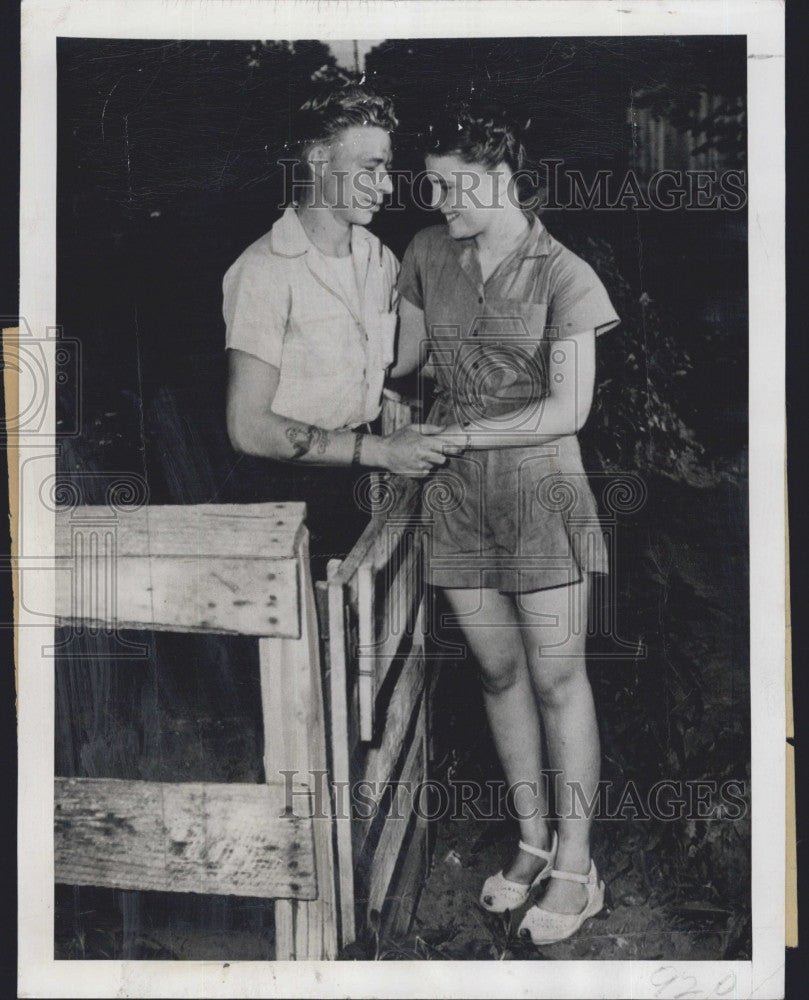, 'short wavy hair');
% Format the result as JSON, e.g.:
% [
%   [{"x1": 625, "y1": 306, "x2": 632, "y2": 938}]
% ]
[
  {"x1": 290, "y1": 83, "x2": 398, "y2": 154},
  {"x1": 424, "y1": 100, "x2": 540, "y2": 207}
]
